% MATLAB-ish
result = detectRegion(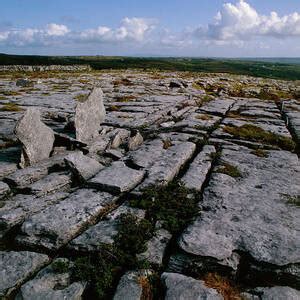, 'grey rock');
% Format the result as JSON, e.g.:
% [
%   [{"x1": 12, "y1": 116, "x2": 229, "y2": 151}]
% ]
[
  {"x1": 199, "y1": 98, "x2": 235, "y2": 116},
  {"x1": 110, "y1": 128, "x2": 131, "y2": 149},
  {"x1": 255, "y1": 286, "x2": 300, "y2": 300},
  {"x1": 0, "y1": 162, "x2": 18, "y2": 180},
  {"x1": 65, "y1": 152, "x2": 103, "y2": 182},
  {"x1": 105, "y1": 149, "x2": 124, "y2": 160},
  {"x1": 127, "y1": 130, "x2": 144, "y2": 151},
  {"x1": 135, "y1": 142, "x2": 196, "y2": 192},
  {"x1": 15, "y1": 108, "x2": 55, "y2": 168},
  {"x1": 88, "y1": 161, "x2": 145, "y2": 193},
  {"x1": 16, "y1": 258, "x2": 86, "y2": 300},
  {"x1": 161, "y1": 272, "x2": 223, "y2": 300},
  {"x1": 0, "y1": 181, "x2": 10, "y2": 199},
  {"x1": 181, "y1": 145, "x2": 216, "y2": 191},
  {"x1": 68, "y1": 204, "x2": 145, "y2": 252},
  {"x1": 138, "y1": 229, "x2": 172, "y2": 266},
  {"x1": 4, "y1": 155, "x2": 66, "y2": 189},
  {"x1": 113, "y1": 270, "x2": 153, "y2": 300},
  {"x1": 127, "y1": 139, "x2": 165, "y2": 169},
  {"x1": 177, "y1": 146, "x2": 300, "y2": 279},
  {"x1": 0, "y1": 192, "x2": 69, "y2": 239},
  {"x1": 27, "y1": 172, "x2": 72, "y2": 196},
  {"x1": 75, "y1": 87, "x2": 106, "y2": 143},
  {"x1": 0, "y1": 251, "x2": 49, "y2": 298},
  {"x1": 16, "y1": 189, "x2": 117, "y2": 250}
]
